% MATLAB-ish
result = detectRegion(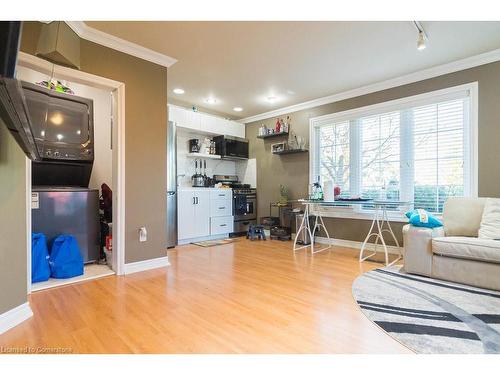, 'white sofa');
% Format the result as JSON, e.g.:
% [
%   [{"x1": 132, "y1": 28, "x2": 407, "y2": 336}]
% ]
[{"x1": 403, "y1": 197, "x2": 500, "y2": 291}]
